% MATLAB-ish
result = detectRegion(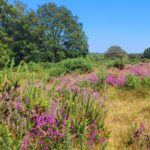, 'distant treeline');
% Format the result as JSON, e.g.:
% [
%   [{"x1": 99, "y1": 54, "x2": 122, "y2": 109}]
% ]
[{"x1": 0, "y1": 0, "x2": 88, "y2": 66}]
